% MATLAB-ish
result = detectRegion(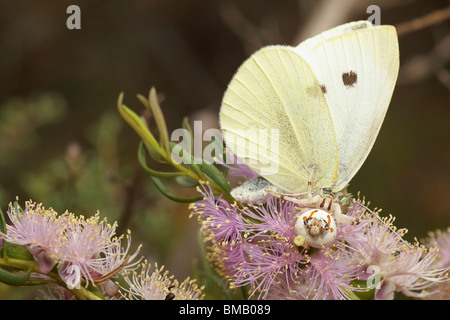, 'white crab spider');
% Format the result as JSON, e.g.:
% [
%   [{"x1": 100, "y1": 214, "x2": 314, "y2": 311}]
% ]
[
  {"x1": 267, "y1": 185, "x2": 358, "y2": 248},
  {"x1": 265, "y1": 166, "x2": 360, "y2": 248},
  {"x1": 294, "y1": 208, "x2": 338, "y2": 248}
]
